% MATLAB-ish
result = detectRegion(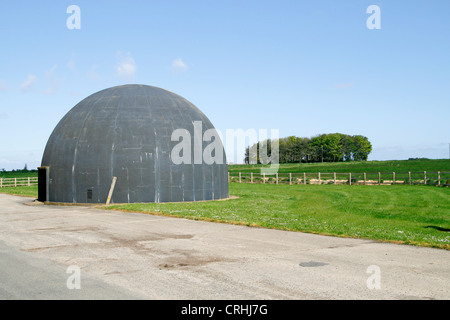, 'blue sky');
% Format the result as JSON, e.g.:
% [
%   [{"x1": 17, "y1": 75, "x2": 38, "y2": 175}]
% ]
[{"x1": 0, "y1": 0, "x2": 449, "y2": 169}]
